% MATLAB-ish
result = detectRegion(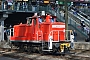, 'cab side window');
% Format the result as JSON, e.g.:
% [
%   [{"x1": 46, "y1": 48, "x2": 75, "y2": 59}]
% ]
[
  {"x1": 50, "y1": 18, "x2": 54, "y2": 22},
  {"x1": 39, "y1": 18, "x2": 42, "y2": 23},
  {"x1": 27, "y1": 18, "x2": 32, "y2": 25}
]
